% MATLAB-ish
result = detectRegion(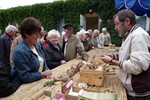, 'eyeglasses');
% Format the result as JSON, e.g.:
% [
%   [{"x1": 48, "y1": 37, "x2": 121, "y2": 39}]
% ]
[{"x1": 114, "y1": 21, "x2": 124, "y2": 26}]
